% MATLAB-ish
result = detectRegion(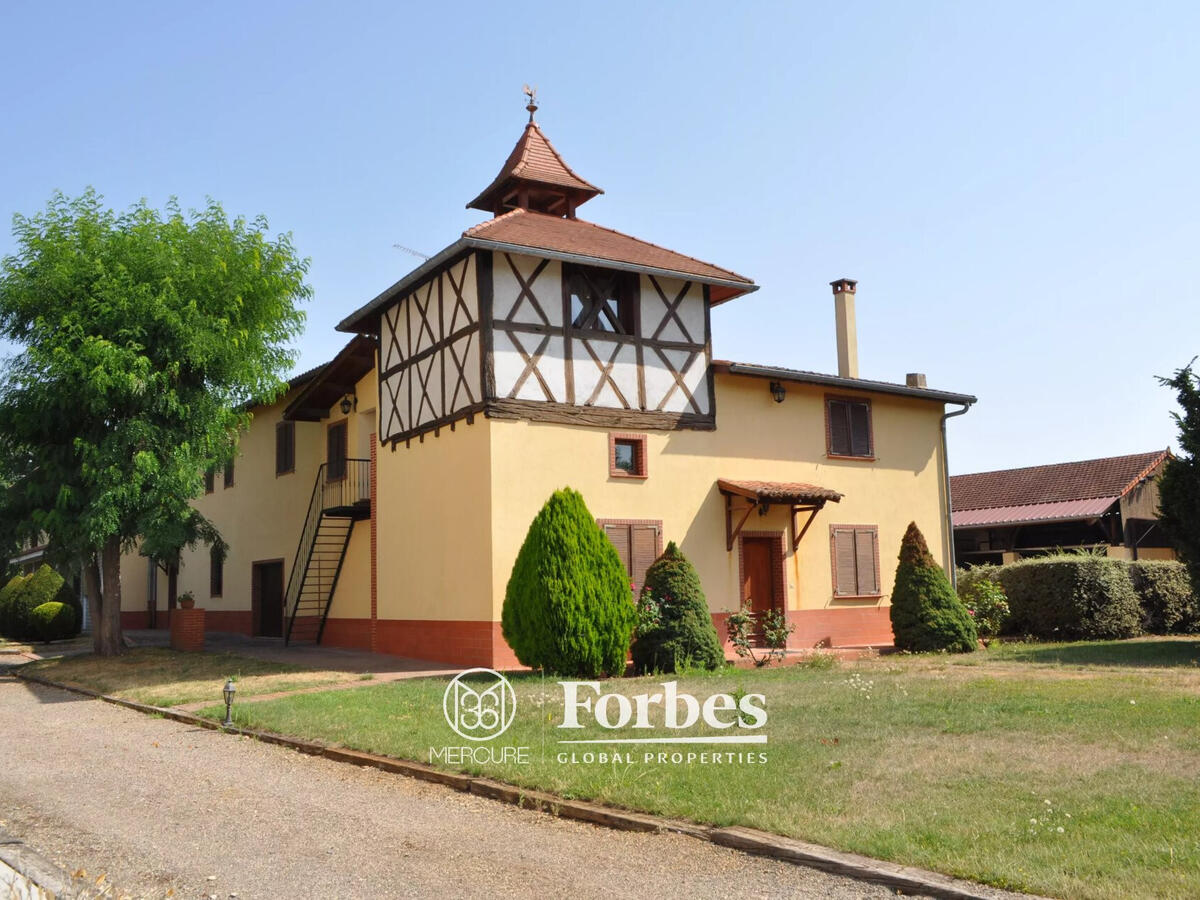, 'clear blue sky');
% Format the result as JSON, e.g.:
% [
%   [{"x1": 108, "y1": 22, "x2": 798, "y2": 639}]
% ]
[{"x1": 3, "y1": 1, "x2": 1197, "y2": 474}]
